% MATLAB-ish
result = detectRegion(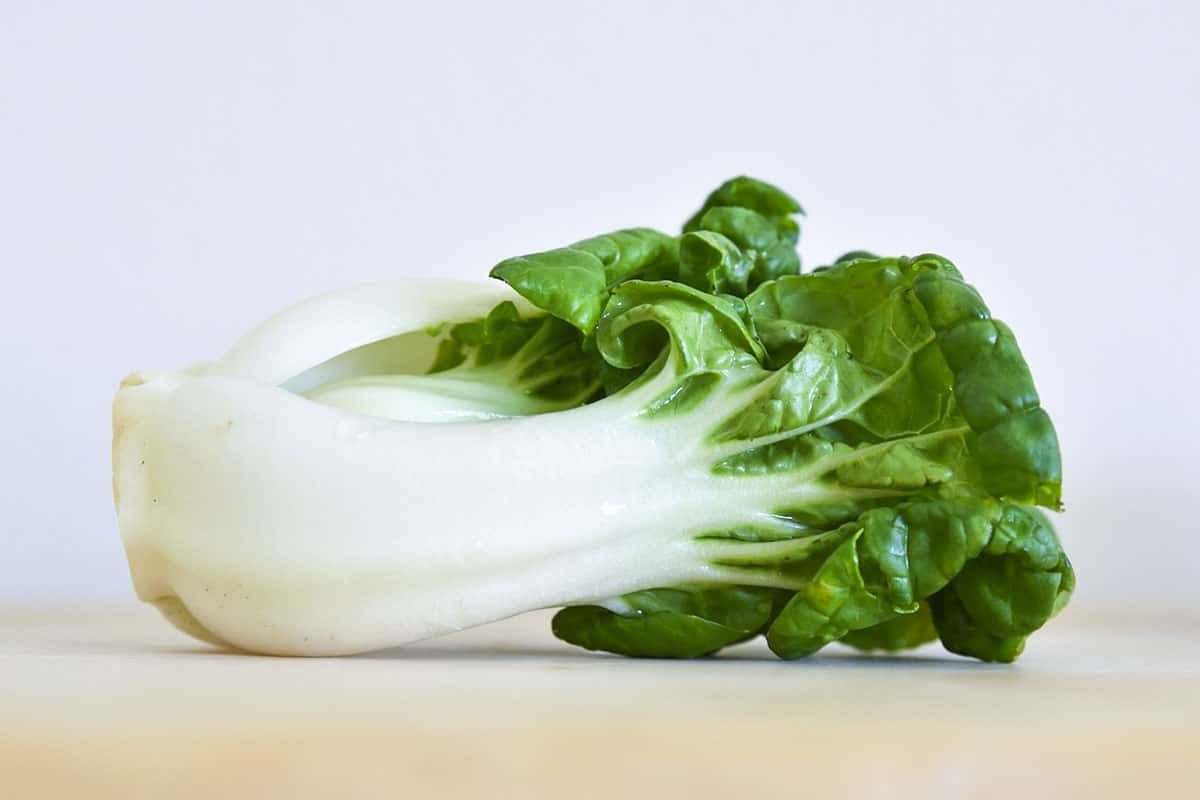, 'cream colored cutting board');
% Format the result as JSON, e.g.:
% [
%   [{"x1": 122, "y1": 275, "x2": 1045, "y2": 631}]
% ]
[{"x1": 2, "y1": 605, "x2": 1197, "y2": 798}]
